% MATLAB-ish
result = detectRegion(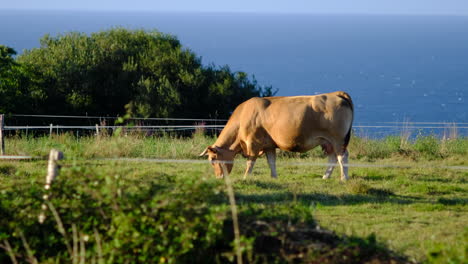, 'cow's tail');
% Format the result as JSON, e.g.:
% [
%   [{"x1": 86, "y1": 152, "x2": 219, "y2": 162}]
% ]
[
  {"x1": 343, "y1": 125, "x2": 352, "y2": 150},
  {"x1": 336, "y1": 91, "x2": 354, "y2": 150}
]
